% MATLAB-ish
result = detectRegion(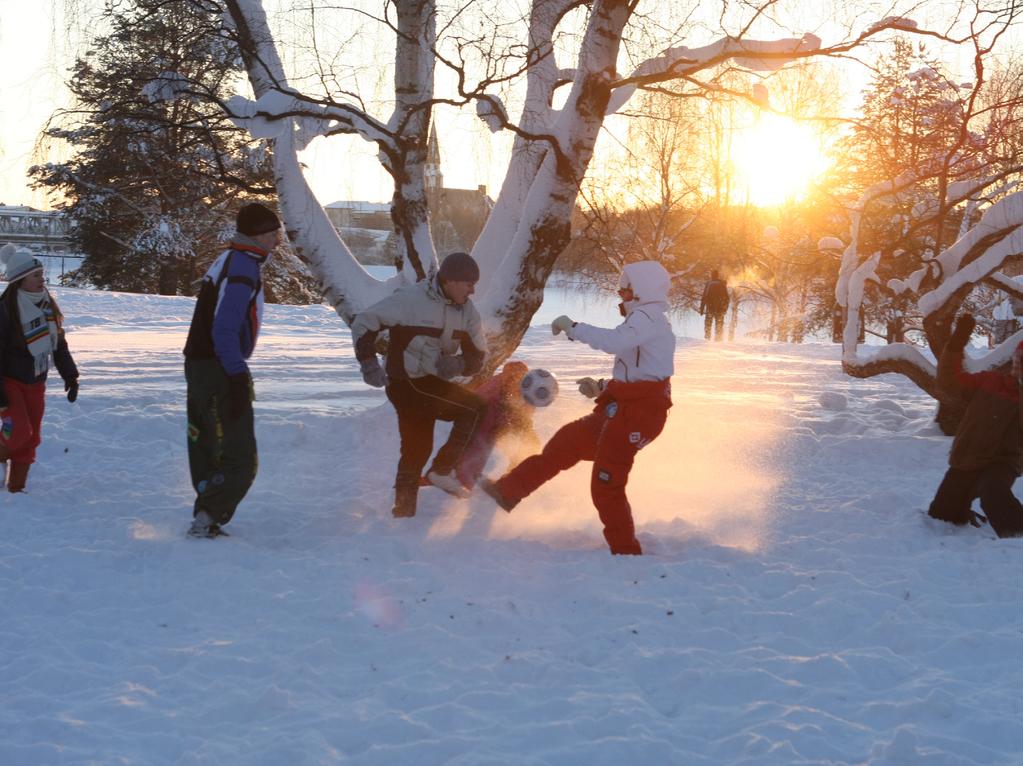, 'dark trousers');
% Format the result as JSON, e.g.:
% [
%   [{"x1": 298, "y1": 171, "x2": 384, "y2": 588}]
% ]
[
  {"x1": 495, "y1": 394, "x2": 669, "y2": 555},
  {"x1": 704, "y1": 311, "x2": 725, "y2": 341},
  {"x1": 928, "y1": 463, "x2": 1023, "y2": 538},
  {"x1": 385, "y1": 375, "x2": 485, "y2": 489},
  {"x1": 186, "y1": 358, "x2": 257, "y2": 526}
]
